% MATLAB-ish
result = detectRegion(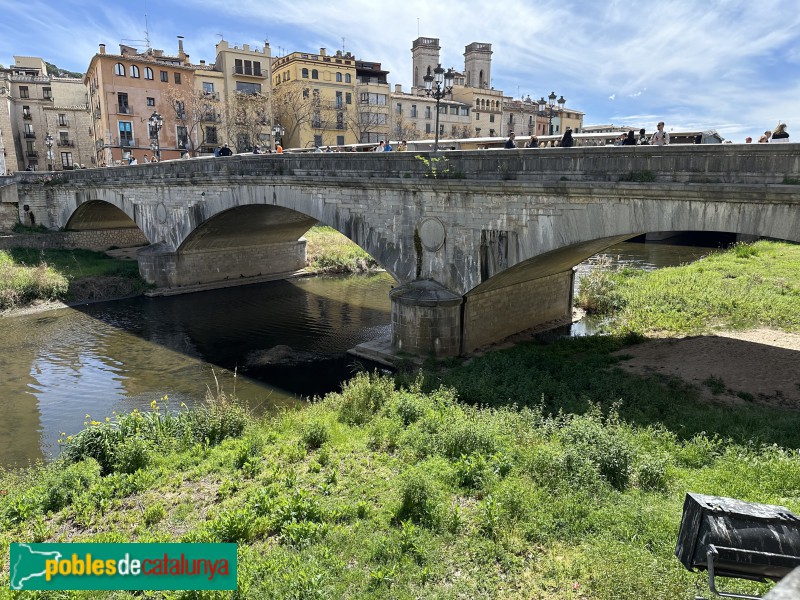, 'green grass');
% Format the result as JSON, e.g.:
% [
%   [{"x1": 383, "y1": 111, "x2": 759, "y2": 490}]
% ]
[
  {"x1": 577, "y1": 240, "x2": 800, "y2": 335},
  {"x1": 305, "y1": 226, "x2": 379, "y2": 274},
  {"x1": 0, "y1": 248, "x2": 146, "y2": 309},
  {"x1": 1, "y1": 373, "x2": 794, "y2": 598}
]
